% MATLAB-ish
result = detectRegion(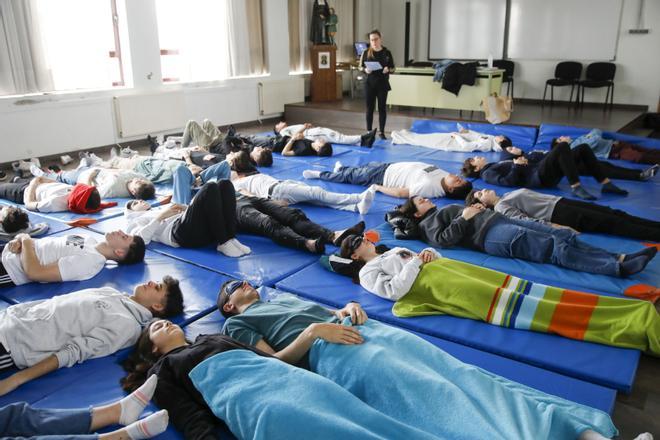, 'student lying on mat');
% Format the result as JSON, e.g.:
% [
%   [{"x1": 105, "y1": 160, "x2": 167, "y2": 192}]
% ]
[
  {"x1": 302, "y1": 160, "x2": 473, "y2": 200},
  {"x1": 0, "y1": 230, "x2": 145, "y2": 287},
  {"x1": 393, "y1": 197, "x2": 657, "y2": 277},
  {"x1": 121, "y1": 321, "x2": 443, "y2": 440},
  {"x1": 462, "y1": 138, "x2": 655, "y2": 200},
  {"x1": 154, "y1": 142, "x2": 273, "y2": 169},
  {"x1": 216, "y1": 280, "x2": 627, "y2": 440},
  {"x1": 0, "y1": 205, "x2": 48, "y2": 241},
  {"x1": 235, "y1": 194, "x2": 366, "y2": 254},
  {"x1": 0, "y1": 379, "x2": 169, "y2": 439},
  {"x1": 274, "y1": 121, "x2": 378, "y2": 148},
  {"x1": 231, "y1": 167, "x2": 376, "y2": 214},
  {"x1": 570, "y1": 128, "x2": 660, "y2": 165},
  {"x1": 391, "y1": 127, "x2": 511, "y2": 152},
  {"x1": 336, "y1": 234, "x2": 659, "y2": 356},
  {"x1": 0, "y1": 176, "x2": 115, "y2": 214},
  {"x1": 0, "y1": 278, "x2": 184, "y2": 396},
  {"x1": 125, "y1": 181, "x2": 250, "y2": 258},
  {"x1": 466, "y1": 188, "x2": 660, "y2": 242}
]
